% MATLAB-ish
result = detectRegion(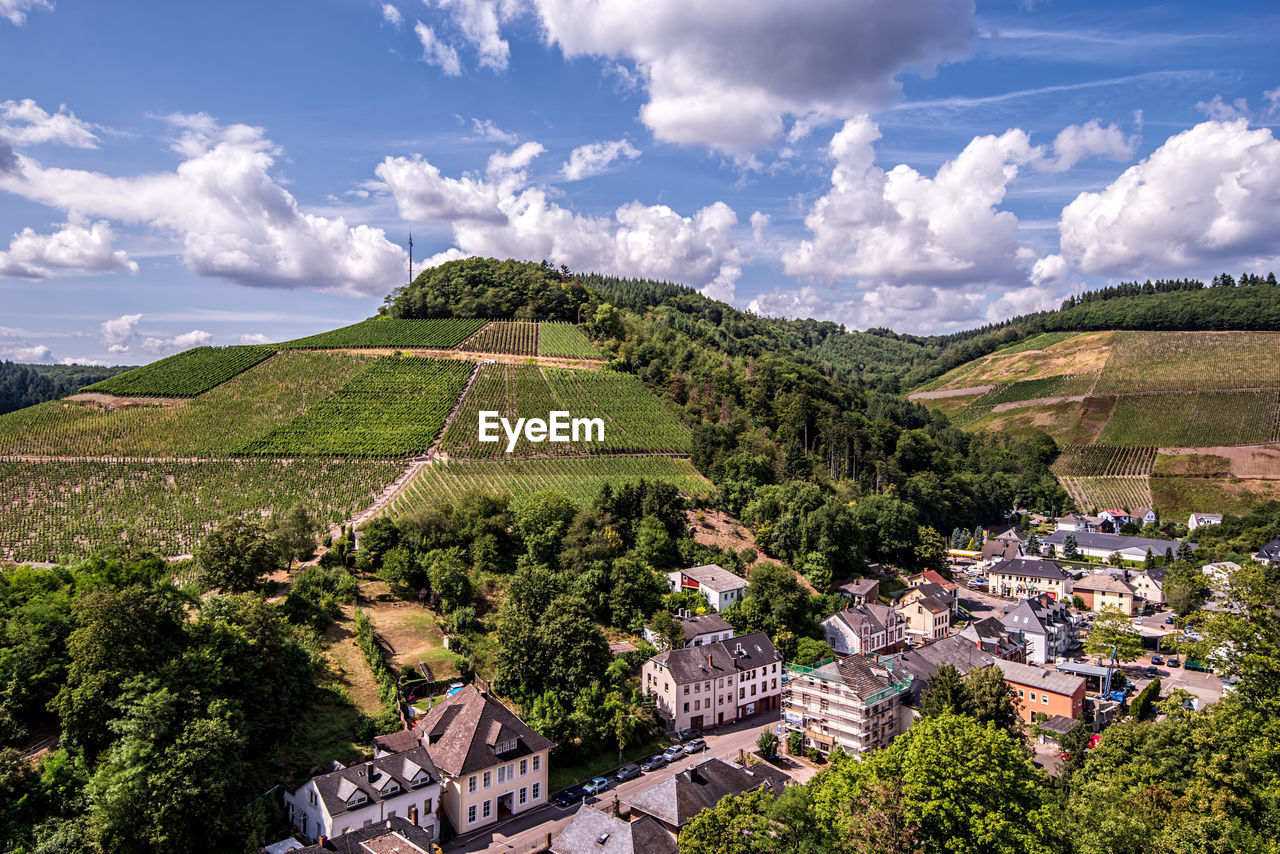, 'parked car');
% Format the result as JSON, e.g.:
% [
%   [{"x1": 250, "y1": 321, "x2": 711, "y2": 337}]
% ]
[
  {"x1": 683, "y1": 737, "x2": 707, "y2": 755},
  {"x1": 674, "y1": 728, "x2": 698, "y2": 743},
  {"x1": 583, "y1": 777, "x2": 610, "y2": 796},
  {"x1": 553, "y1": 785, "x2": 586, "y2": 808},
  {"x1": 662, "y1": 745, "x2": 685, "y2": 762},
  {"x1": 1145, "y1": 665, "x2": 1158, "y2": 677},
  {"x1": 1151, "y1": 654, "x2": 1163, "y2": 665},
  {"x1": 1185, "y1": 660, "x2": 1212, "y2": 672},
  {"x1": 1167, "y1": 658, "x2": 1180, "y2": 668},
  {"x1": 639, "y1": 754, "x2": 668, "y2": 772},
  {"x1": 615, "y1": 764, "x2": 641, "y2": 782}
]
